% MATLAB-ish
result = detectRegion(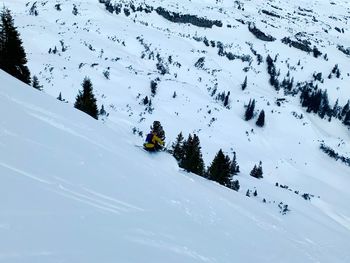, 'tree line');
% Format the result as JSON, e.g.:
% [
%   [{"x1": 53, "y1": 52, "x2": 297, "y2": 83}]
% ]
[{"x1": 170, "y1": 132, "x2": 264, "y2": 192}]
